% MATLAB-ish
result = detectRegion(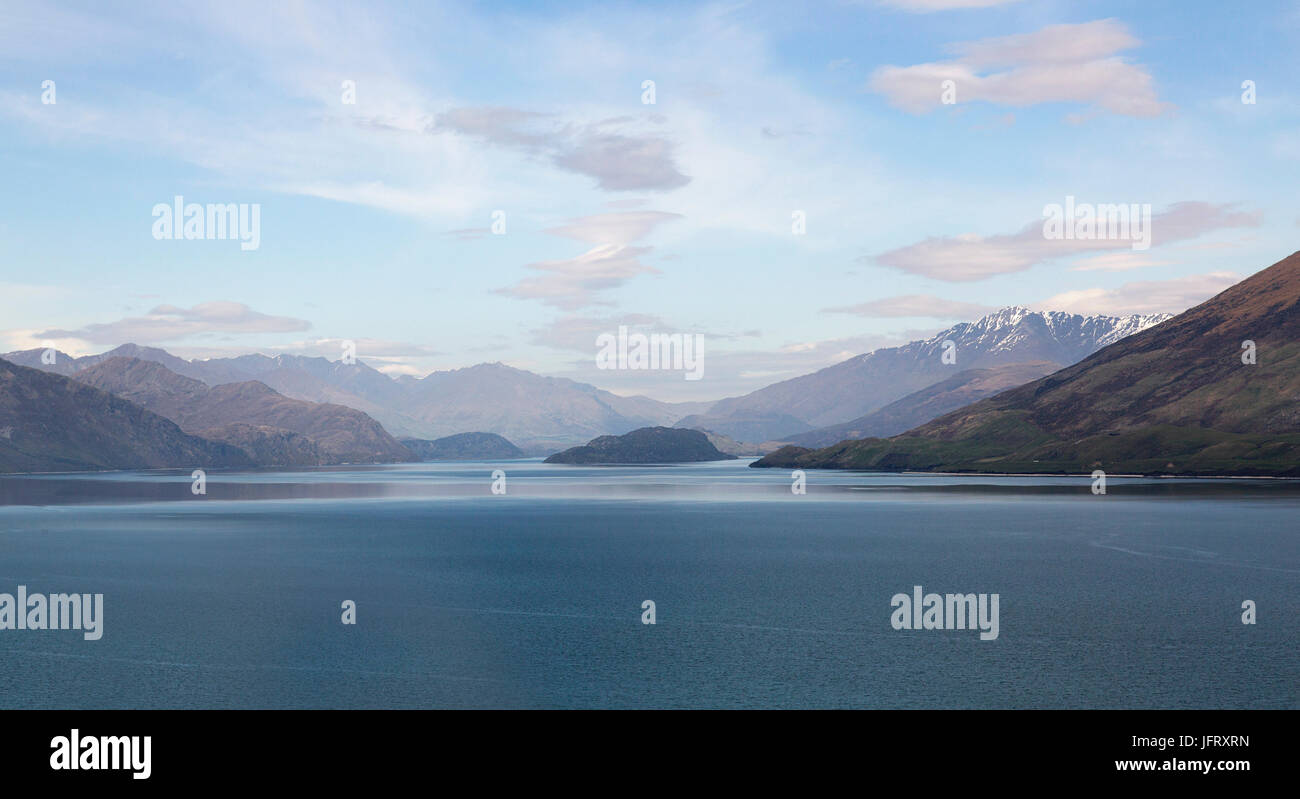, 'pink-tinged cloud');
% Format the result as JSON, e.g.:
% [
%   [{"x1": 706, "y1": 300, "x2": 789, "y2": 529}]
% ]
[
  {"x1": 873, "y1": 202, "x2": 1260, "y2": 282},
  {"x1": 1038, "y1": 271, "x2": 1242, "y2": 316},
  {"x1": 497, "y1": 211, "x2": 681, "y2": 310},
  {"x1": 869, "y1": 19, "x2": 1169, "y2": 117}
]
